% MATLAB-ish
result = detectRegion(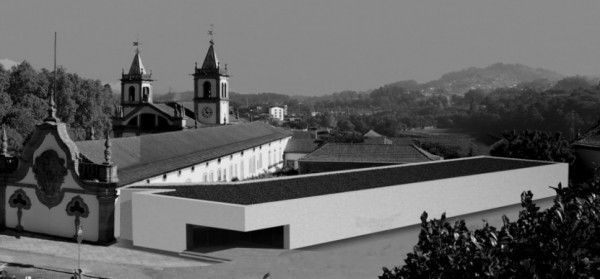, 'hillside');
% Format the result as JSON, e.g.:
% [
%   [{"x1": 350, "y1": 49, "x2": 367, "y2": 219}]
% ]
[{"x1": 420, "y1": 63, "x2": 564, "y2": 95}]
